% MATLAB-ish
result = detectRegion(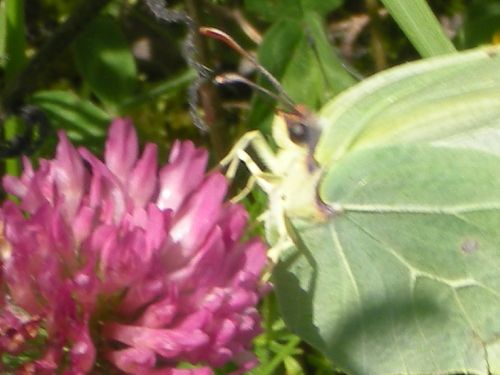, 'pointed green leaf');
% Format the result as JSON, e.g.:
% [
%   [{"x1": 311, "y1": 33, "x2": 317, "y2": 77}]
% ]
[
  {"x1": 247, "y1": 14, "x2": 355, "y2": 131},
  {"x1": 30, "y1": 90, "x2": 109, "y2": 148},
  {"x1": 302, "y1": 12, "x2": 358, "y2": 97},
  {"x1": 275, "y1": 144, "x2": 500, "y2": 375},
  {"x1": 72, "y1": 16, "x2": 137, "y2": 111}
]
